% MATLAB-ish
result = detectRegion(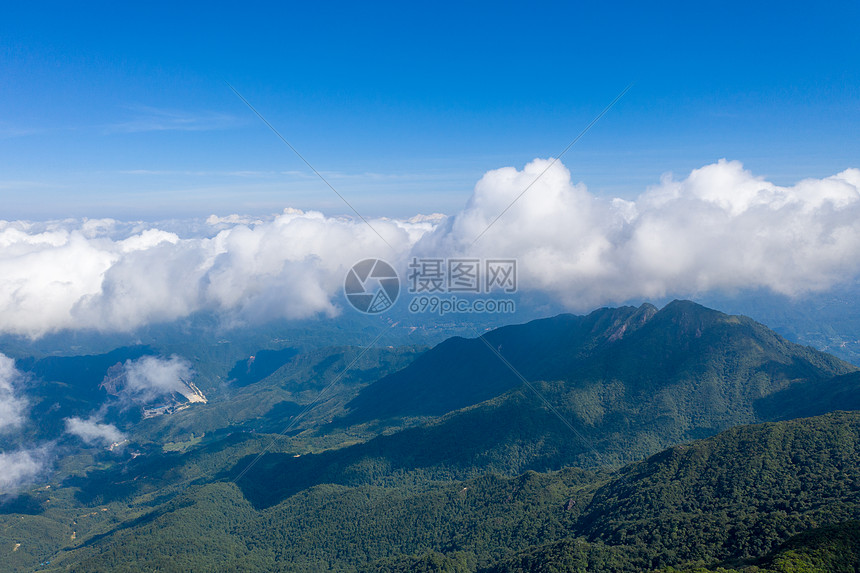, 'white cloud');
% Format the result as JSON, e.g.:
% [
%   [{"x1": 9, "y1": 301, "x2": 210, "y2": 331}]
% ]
[
  {"x1": 0, "y1": 448, "x2": 49, "y2": 494},
  {"x1": 0, "y1": 356, "x2": 50, "y2": 494},
  {"x1": 116, "y1": 355, "x2": 195, "y2": 404},
  {"x1": 205, "y1": 213, "x2": 266, "y2": 226},
  {"x1": 0, "y1": 209, "x2": 419, "y2": 336},
  {"x1": 0, "y1": 159, "x2": 858, "y2": 336},
  {"x1": 65, "y1": 417, "x2": 126, "y2": 447},
  {"x1": 0, "y1": 354, "x2": 27, "y2": 432},
  {"x1": 416, "y1": 158, "x2": 860, "y2": 309}
]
